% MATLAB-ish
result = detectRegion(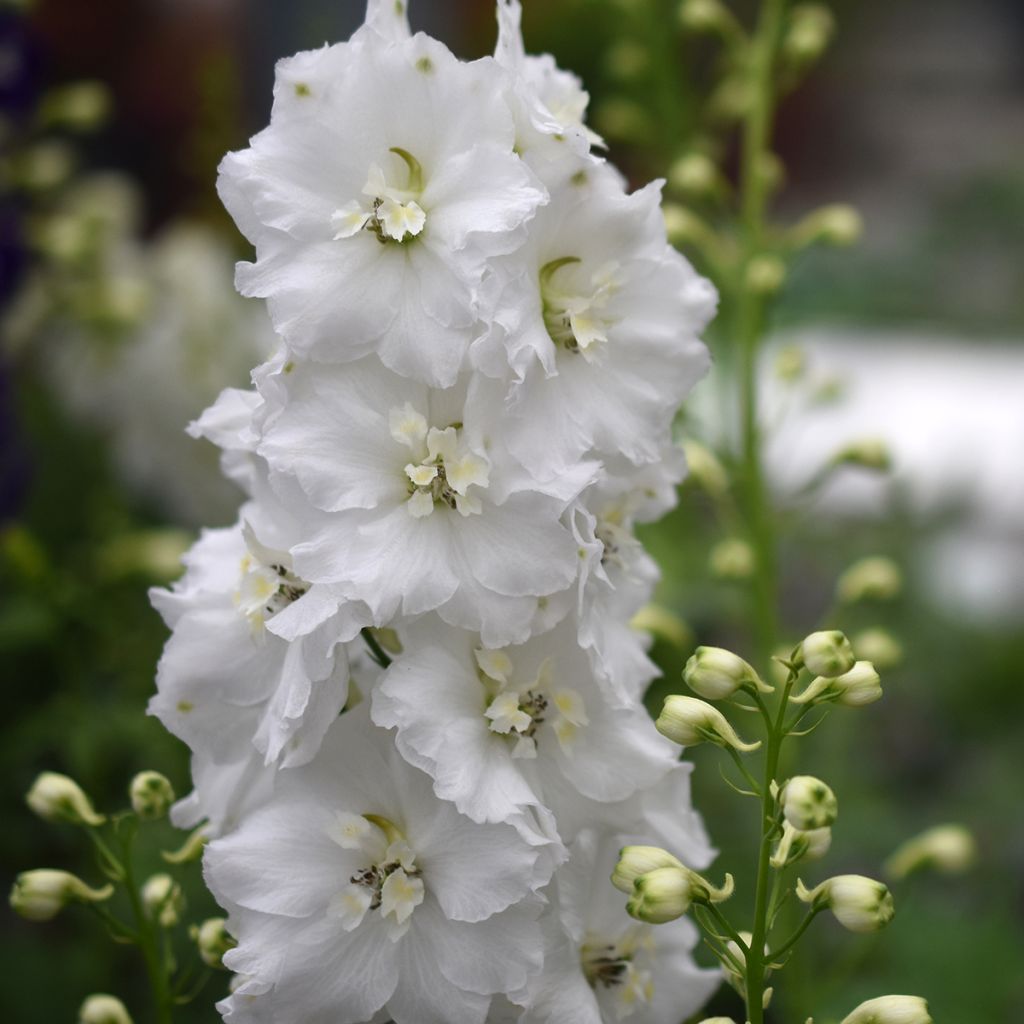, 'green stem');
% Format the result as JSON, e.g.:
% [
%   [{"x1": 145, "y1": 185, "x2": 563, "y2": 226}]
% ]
[
  {"x1": 361, "y1": 627, "x2": 392, "y2": 669},
  {"x1": 768, "y1": 907, "x2": 821, "y2": 962}
]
